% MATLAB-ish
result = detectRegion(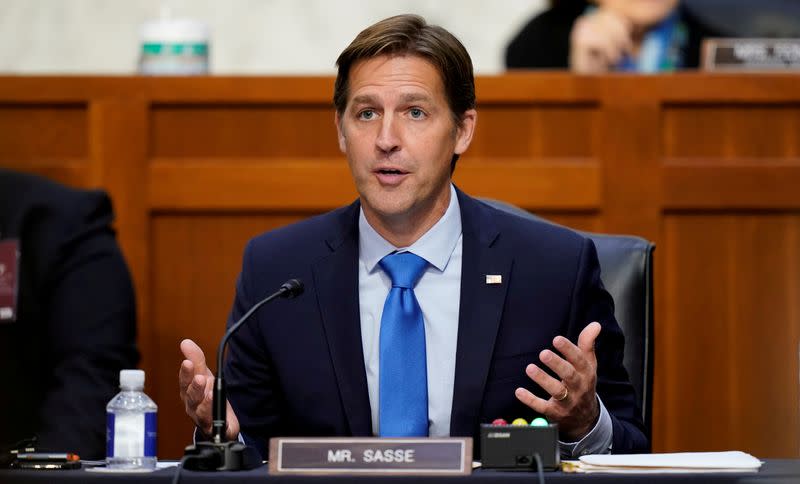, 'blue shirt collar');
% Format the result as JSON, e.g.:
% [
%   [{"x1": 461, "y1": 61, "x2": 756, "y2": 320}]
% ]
[{"x1": 359, "y1": 184, "x2": 462, "y2": 273}]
